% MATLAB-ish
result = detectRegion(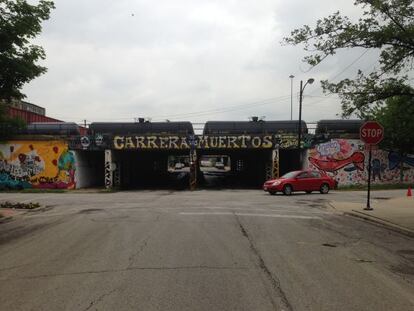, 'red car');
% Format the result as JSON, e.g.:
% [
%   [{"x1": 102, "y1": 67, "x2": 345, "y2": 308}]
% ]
[{"x1": 263, "y1": 170, "x2": 336, "y2": 195}]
